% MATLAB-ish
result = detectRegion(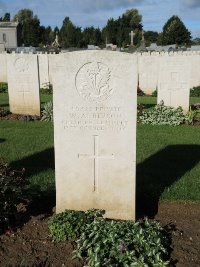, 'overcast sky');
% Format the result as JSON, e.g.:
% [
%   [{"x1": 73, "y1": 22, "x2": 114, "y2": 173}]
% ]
[{"x1": 0, "y1": 0, "x2": 200, "y2": 38}]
